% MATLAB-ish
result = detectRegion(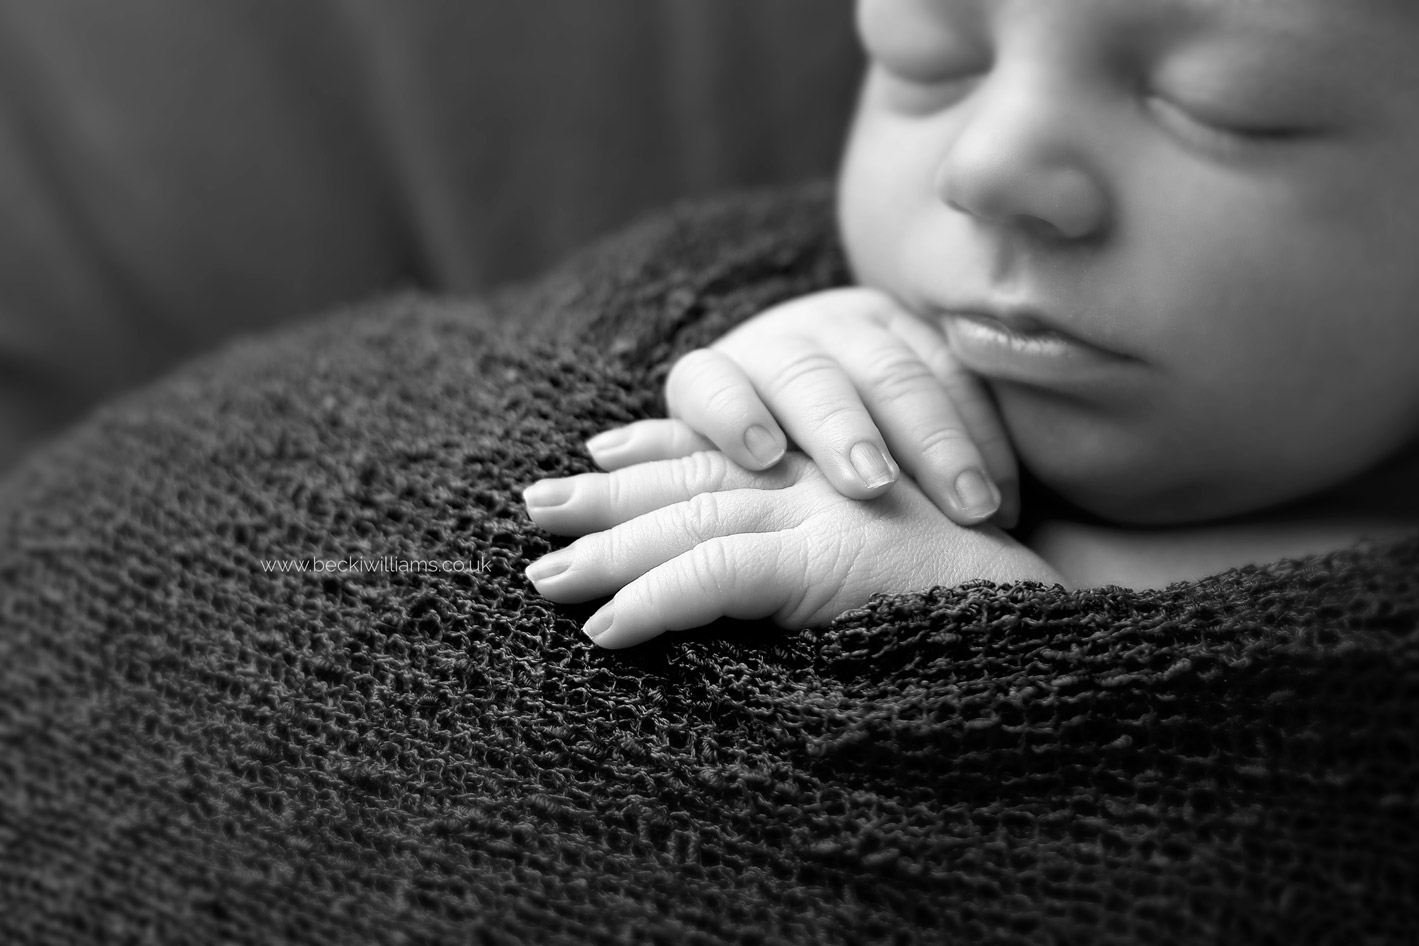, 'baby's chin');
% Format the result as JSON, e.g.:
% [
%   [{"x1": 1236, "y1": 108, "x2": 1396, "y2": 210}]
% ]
[
  {"x1": 1027, "y1": 467, "x2": 1252, "y2": 528},
  {"x1": 1001, "y1": 400, "x2": 1301, "y2": 528},
  {"x1": 1037, "y1": 450, "x2": 1413, "y2": 529}
]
